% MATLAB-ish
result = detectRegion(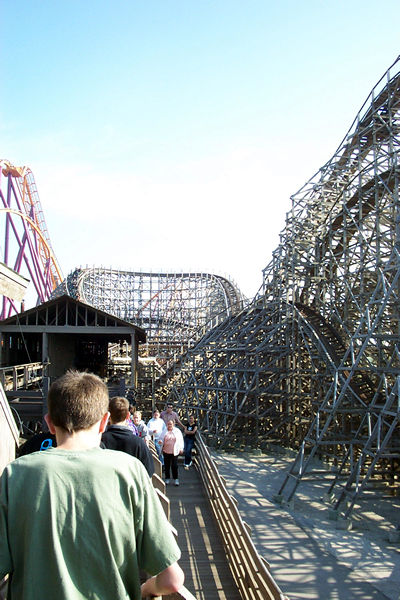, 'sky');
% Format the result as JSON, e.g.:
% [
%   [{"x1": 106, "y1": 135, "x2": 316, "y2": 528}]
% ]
[{"x1": 2, "y1": 1, "x2": 400, "y2": 301}]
